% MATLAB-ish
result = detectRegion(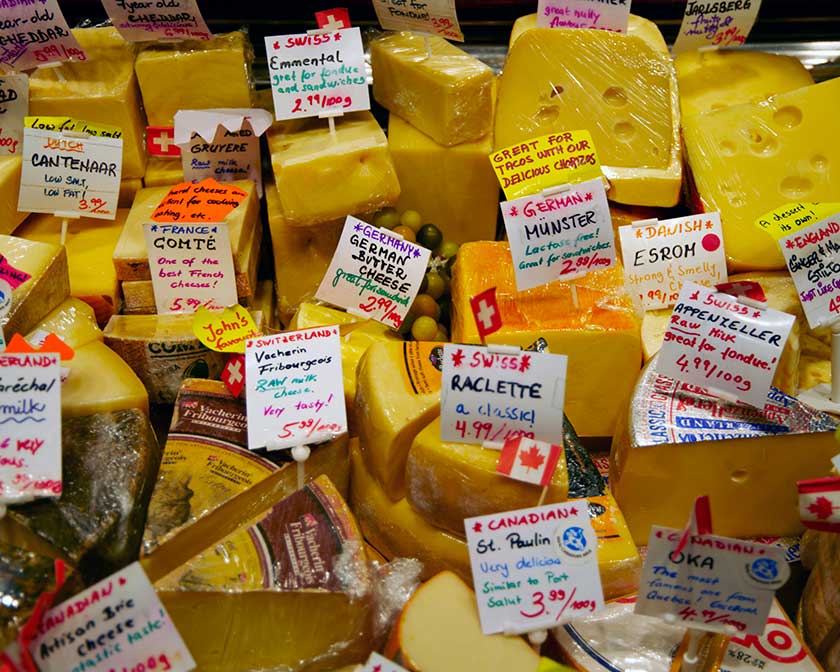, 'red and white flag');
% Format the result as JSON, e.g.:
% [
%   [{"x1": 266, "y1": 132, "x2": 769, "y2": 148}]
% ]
[
  {"x1": 470, "y1": 287, "x2": 502, "y2": 341},
  {"x1": 496, "y1": 436, "x2": 562, "y2": 487},
  {"x1": 221, "y1": 353, "x2": 246, "y2": 398},
  {"x1": 673, "y1": 495, "x2": 713, "y2": 556},
  {"x1": 715, "y1": 280, "x2": 766, "y2": 303},
  {"x1": 146, "y1": 126, "x2": 181, "y2": 157},
  {"x1": 315, "y1": 7, "x2": 351, "y2": 30},
  {"x1": 798, "y1": 476, "x2": 840, "y2": 532}
]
